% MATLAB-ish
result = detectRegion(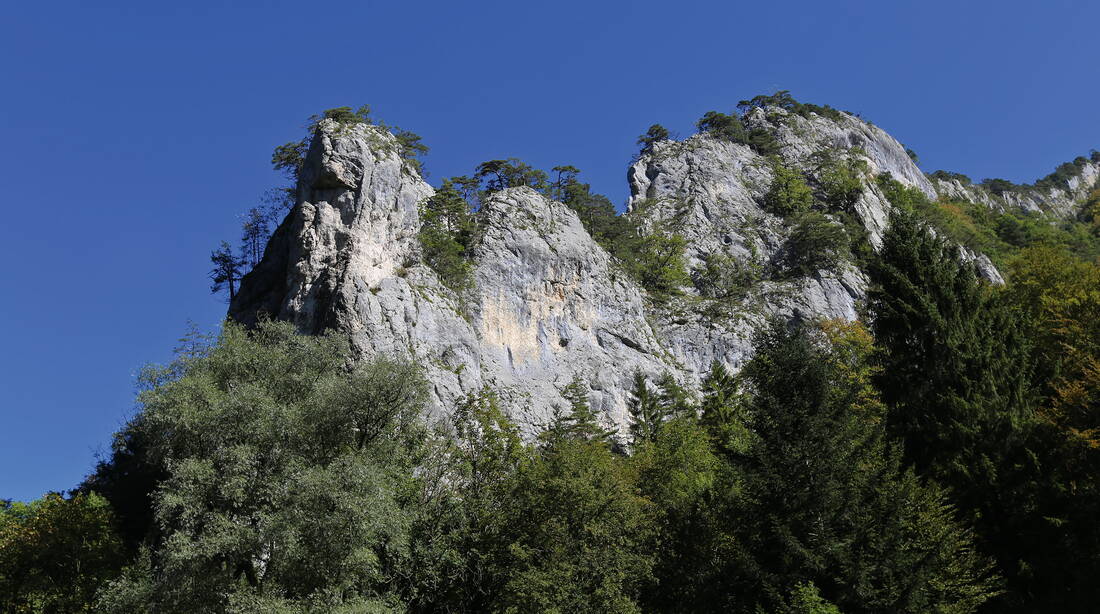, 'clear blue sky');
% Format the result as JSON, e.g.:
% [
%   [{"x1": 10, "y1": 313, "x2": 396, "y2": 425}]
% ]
[{"x1": 2, "y1": 0, "x2": 1097, "y2": 501}]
